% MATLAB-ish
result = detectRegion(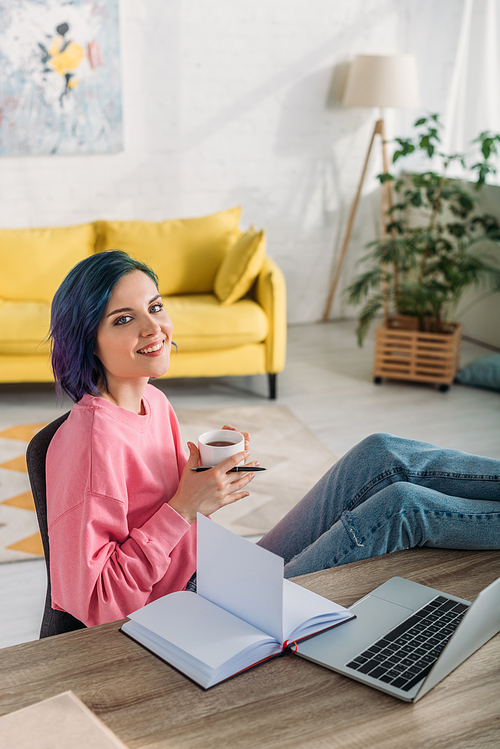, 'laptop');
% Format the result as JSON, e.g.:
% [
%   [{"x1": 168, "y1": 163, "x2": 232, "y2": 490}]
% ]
[{"x1": 296, "y1": 575, "x2": 500, "y2": 702}]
